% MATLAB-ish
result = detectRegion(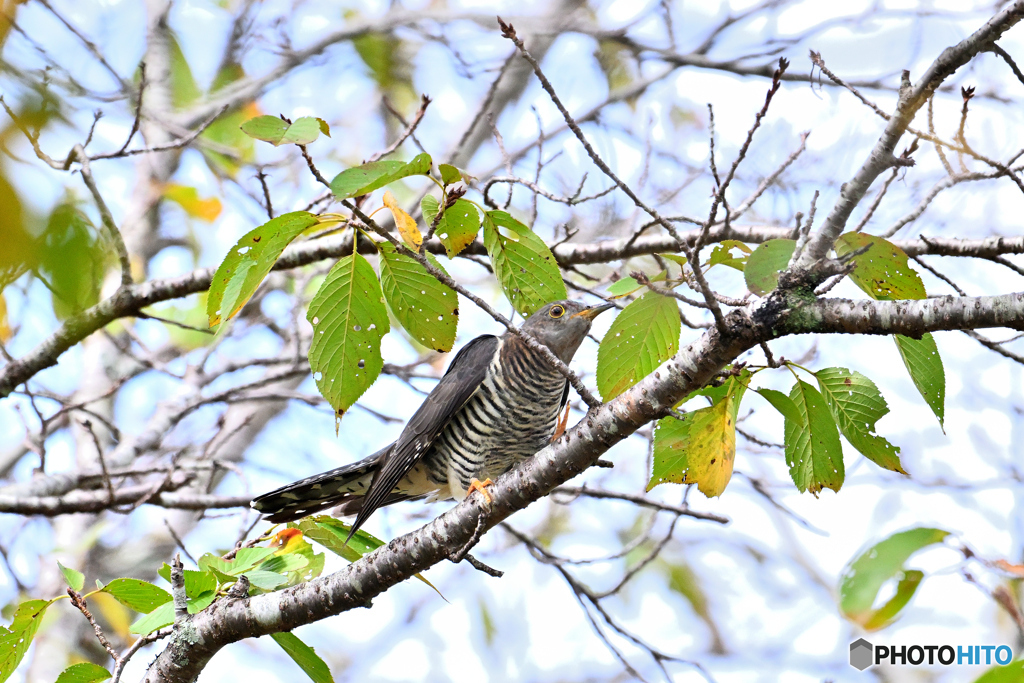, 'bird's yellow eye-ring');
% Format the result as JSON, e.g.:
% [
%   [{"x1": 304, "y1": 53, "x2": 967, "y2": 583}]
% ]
[{"x1": 549, "y1": 305, "x2": 565, "y2": 319}]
